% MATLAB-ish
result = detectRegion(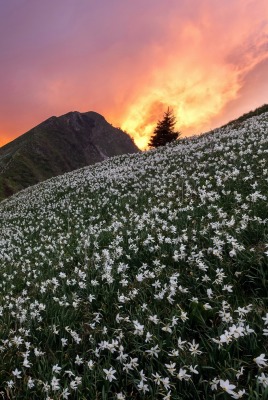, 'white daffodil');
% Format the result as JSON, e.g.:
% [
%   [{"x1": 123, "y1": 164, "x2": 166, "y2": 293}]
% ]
[
  {"x1": 103, "y1": 367, "x2": 117, "y2": 382},
  {"x1": 254, "y1": 354, "x2": 268, "y2": 368},
  {"x1": 219, "y1": 379, "x2": 236, "y2": 394}
]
